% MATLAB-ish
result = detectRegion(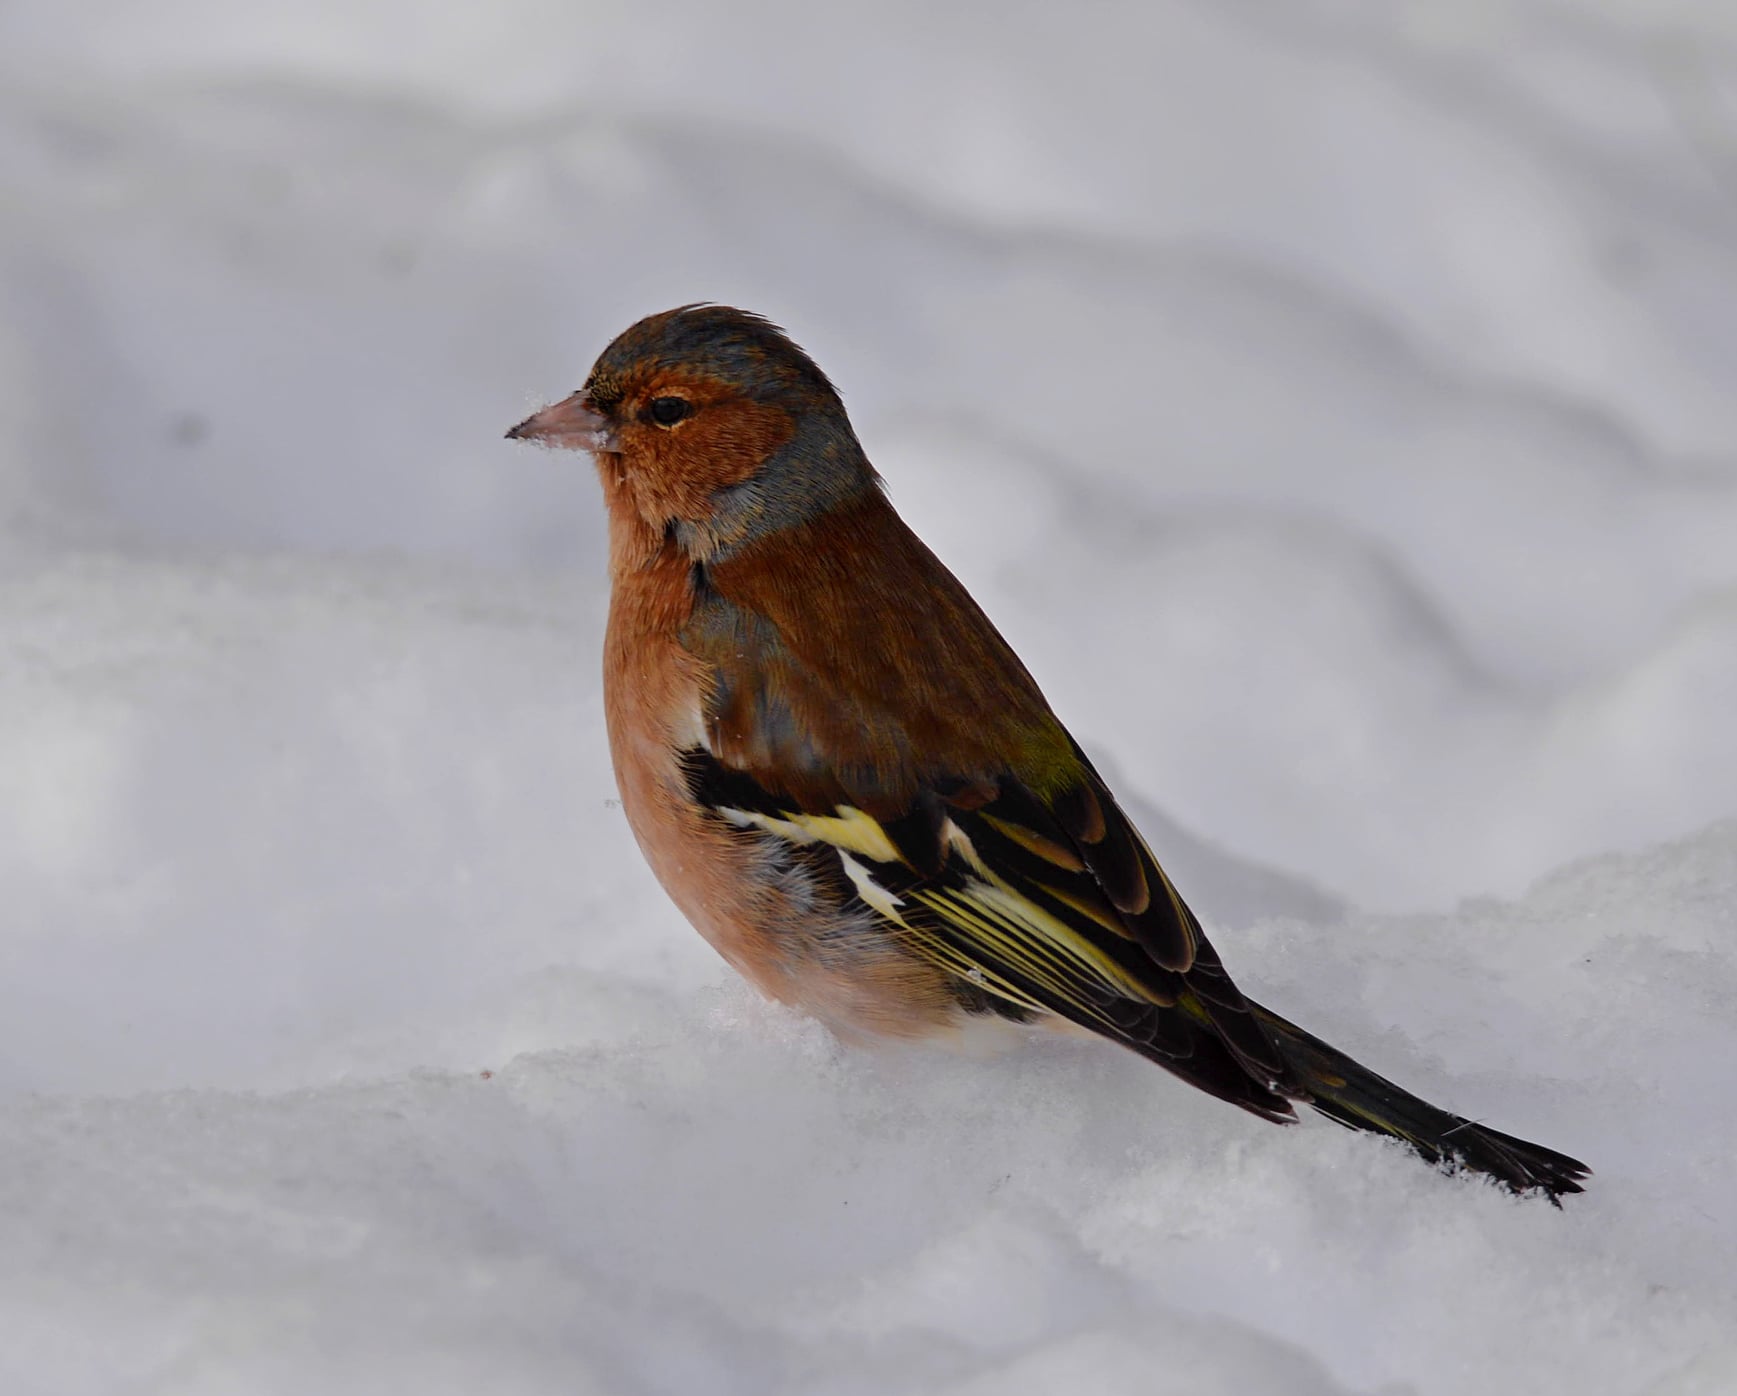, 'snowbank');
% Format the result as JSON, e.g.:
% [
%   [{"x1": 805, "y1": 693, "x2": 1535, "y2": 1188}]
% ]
[{"x1": 3, "y1": 1, "x2": 1736, "y2": 1391}]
